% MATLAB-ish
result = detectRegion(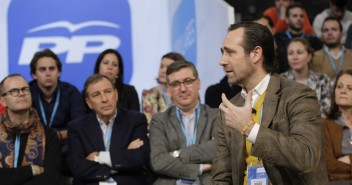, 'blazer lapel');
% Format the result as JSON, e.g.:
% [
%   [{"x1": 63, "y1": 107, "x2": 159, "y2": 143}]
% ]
[
  {"x1": 261, "y1": 74, "x2": 281, "y2": 128},
  {"x1": 195, "y1": 104, "x2": 207, "y2": 144},
  {"x1": 170, "y1": 107, "x2": 188, "y2": 148},
  {"x1": 85, "y1": 114, "x2": 105, "y2": 151}
]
